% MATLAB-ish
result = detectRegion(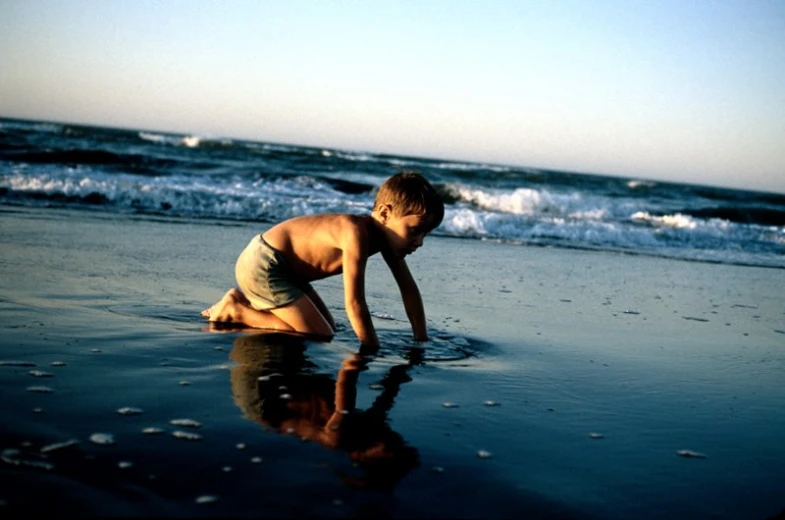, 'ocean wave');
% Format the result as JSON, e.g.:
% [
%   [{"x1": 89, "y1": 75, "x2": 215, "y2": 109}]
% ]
[
  {"x1": 453, "y1": 186, "x2": 577, "y2": 216},
  {"x1": 2, "y1": 117, "x2": 784, "y2": 269},
  {"x1": 138, "y1": 131, "x2": 234, "y2": 149},
  {"x1": 439, "y1": 207, "x2": 783, "y2": 266},
  {"x1": 631, "y1": 211, "x2": 699, "y2": 229},
  {"x1": 0, "y1": 120, "x2": 63, "y2": 134},
  {"x1": 627, "y1": 180, "x2": 658, "y2": 190},
  {"x1": 0, "y1": 169, "x2": 372, "y2": 221},
  {"x1": 0, "y1": 147, "x2": 183, "y2": 176}
]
